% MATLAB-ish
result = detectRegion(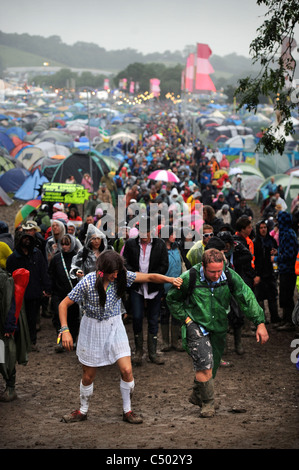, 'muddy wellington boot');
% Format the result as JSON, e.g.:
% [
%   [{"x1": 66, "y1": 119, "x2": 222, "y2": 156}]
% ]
[
  {"x1": 197, "y1": 379, "x2": 215, "y2": 418},
  {"x1": 171, "y1": 323, "x2": 185, "y2": 352},
  {"x1": 189, "y1": 379, "x2": 202, "y2": 407},
  {"x1": 233, "y1": 326, "x2": 245, "y2": 355},
  {"x1": 148, "y1": 333, "x2": 164, "y2": 365},
  {"x1": 160, "y1": 324, "x2": 171, "y2": 352},
  {"x1": 132, "y1": 333, "x2": 143, "y2": 366}
]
